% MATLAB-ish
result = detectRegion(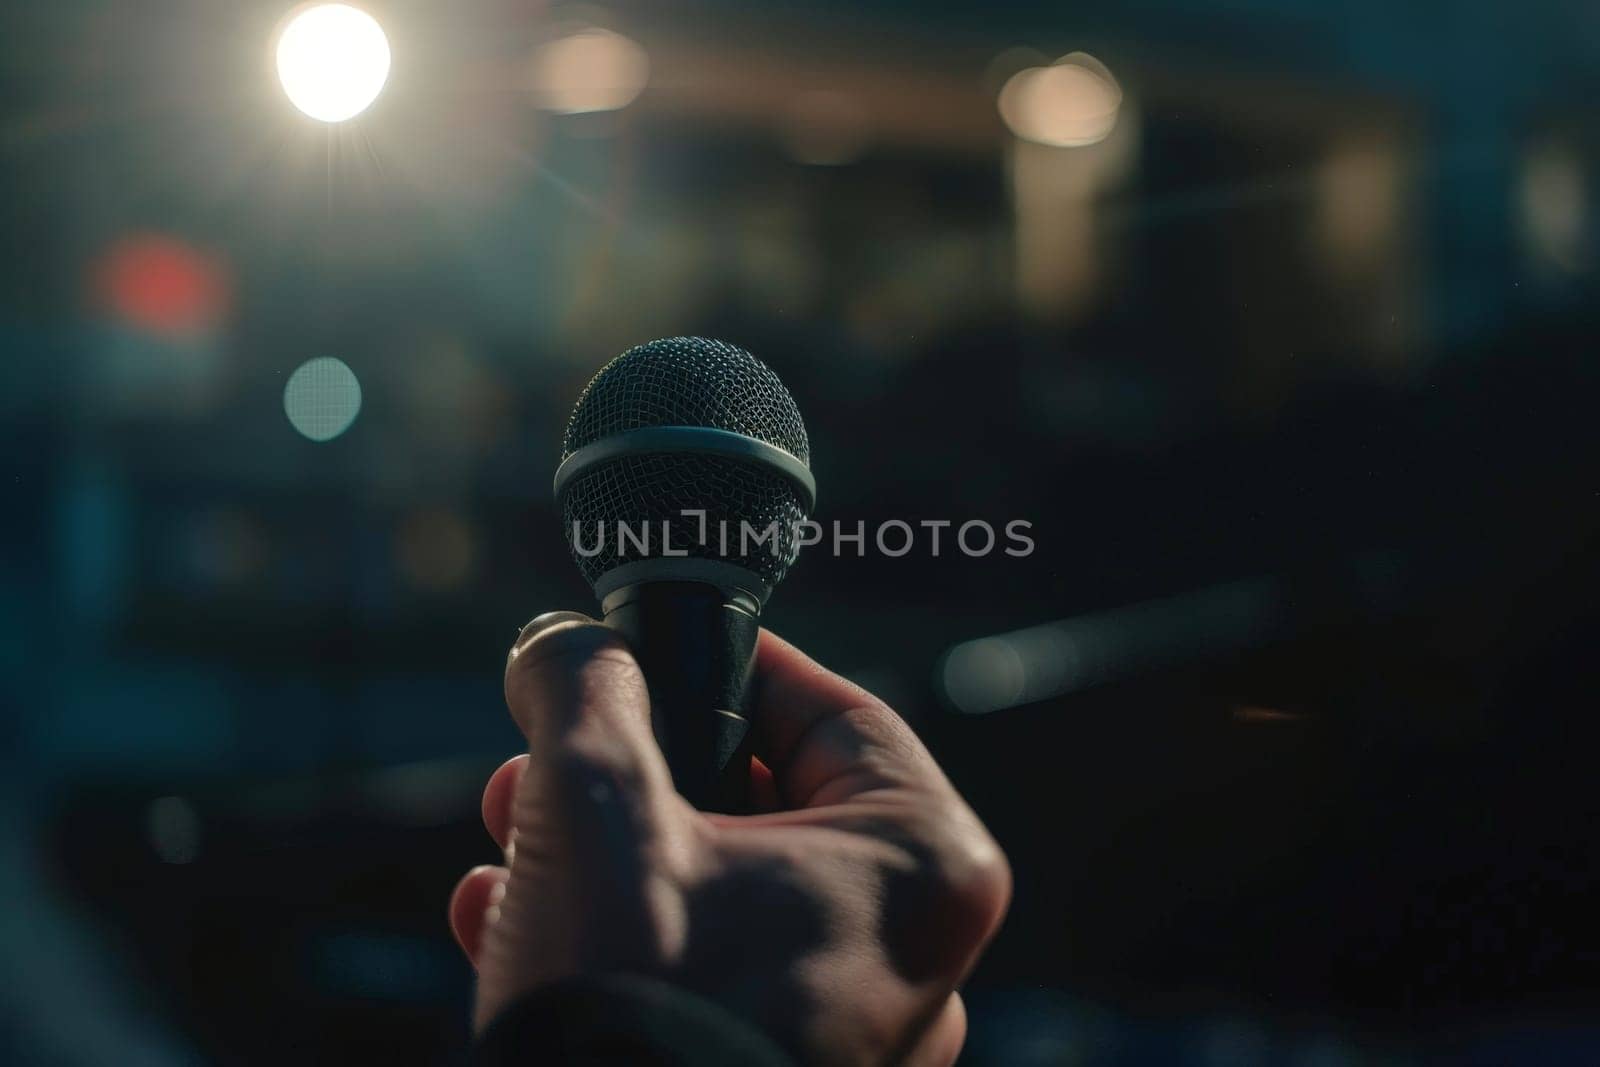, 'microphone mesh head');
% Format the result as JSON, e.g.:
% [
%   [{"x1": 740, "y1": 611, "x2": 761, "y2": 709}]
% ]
[
  {"x1": 559, "y1": 338, "x2": 812, "y2": 597},
  {"x1": 564, "y1": 338, "x2": 809, "y2": 460}
]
